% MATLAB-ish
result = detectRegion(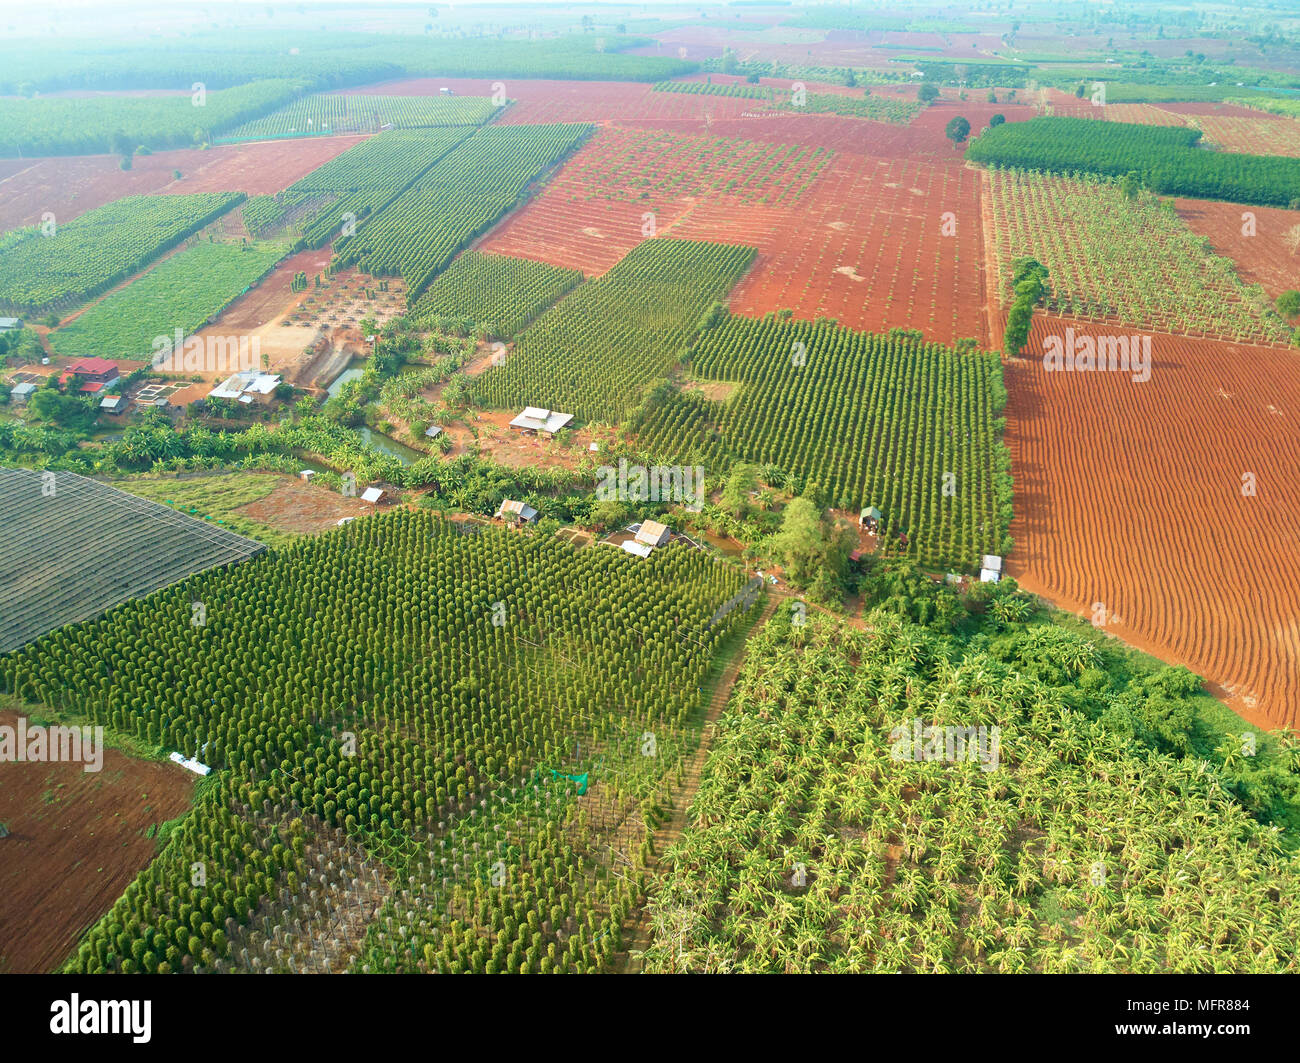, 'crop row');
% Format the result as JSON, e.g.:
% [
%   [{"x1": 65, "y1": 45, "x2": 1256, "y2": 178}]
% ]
[
  {"x1": 0, "y1": 192, "x2": 244, "y2": 315},
  {"x1": 474, "y1": 238, "x2": 756, "y2": 424},
  {"x1": 652, "y1": 80, "x2": 772, "y2": 99},
  {"x1": 243, "y1": 127, "x2": 477, "y2": 247},
  {"x1": 0, "y1": 512, "x2": 752, "y2": 973},
  {"x1": 333, "y1": 123, "x2": 593, "y2": 297},
  {"x1": 222, "y1": 93, "x2": 499, "y2": 141},
  {"x1": 967, "y1": 116, "x2": 1300, "y2": 207},
  {"x1": 49, "y1": 239, "x2": 288, "y2": 359},
  {"x1": 984, "y1": 168, "x2": 1287, "y2": 344},
  {"x1": 408, "y1": 251, "x2": 583, "y2": 340},
  {"x1": 639, "y1": 313, "x2": 1010, "y2": 569}
]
